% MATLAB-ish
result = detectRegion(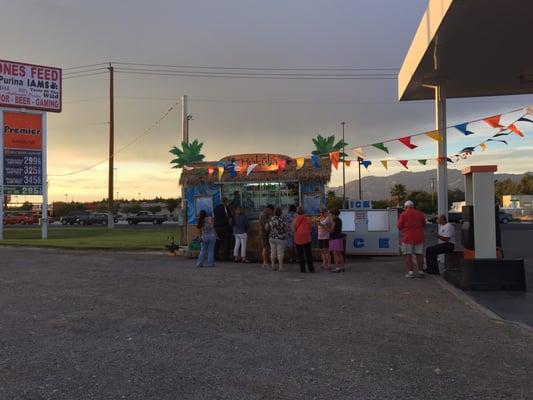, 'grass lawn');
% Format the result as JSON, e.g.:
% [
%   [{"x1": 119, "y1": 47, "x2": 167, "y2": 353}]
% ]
[{"x1": 0, "y1": 227, "x2": 182, "y2": 250}]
